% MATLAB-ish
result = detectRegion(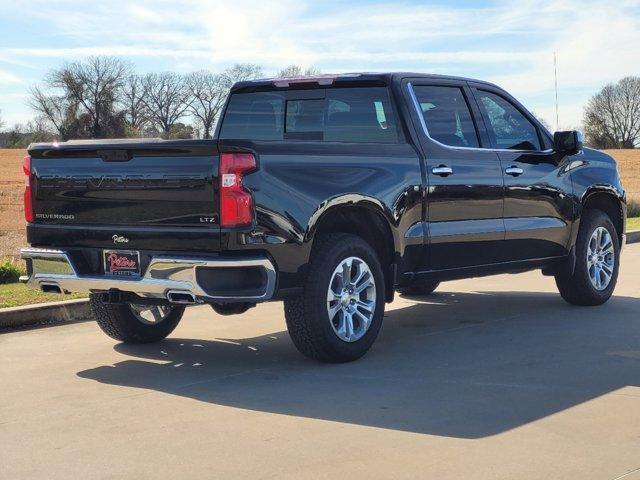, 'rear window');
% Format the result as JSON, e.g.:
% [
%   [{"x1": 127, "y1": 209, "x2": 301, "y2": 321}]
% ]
[
  {"x1": 218, "y1": 92, "x2": 285, "y2": 140},
  {"x1": 219, "y1": 87, "x2": 398, "y2": 143}
]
